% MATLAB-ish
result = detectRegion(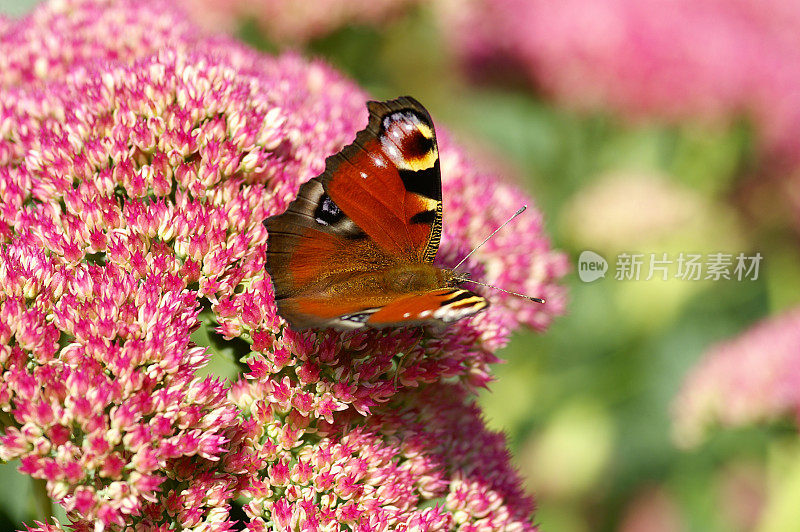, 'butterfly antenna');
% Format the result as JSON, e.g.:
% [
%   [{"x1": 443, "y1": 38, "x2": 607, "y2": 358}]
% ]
[
  {"x1": 451, "y1": 205, "x2": 545, "y2": 304},
  {"x1": 456, "y1": 276, "x2": 545, "y2": 304},
  {"x1": 452, "y1": 205, "x2": 528, "y2": 271}
]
